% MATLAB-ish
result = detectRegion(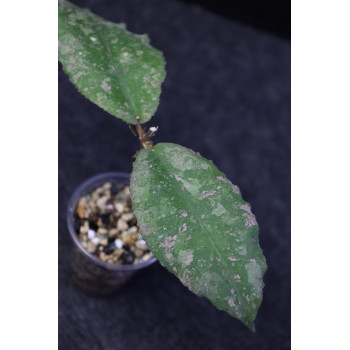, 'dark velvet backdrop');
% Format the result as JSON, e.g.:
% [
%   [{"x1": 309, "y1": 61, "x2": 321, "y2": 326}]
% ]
[
  {"x1": 59, "y1": 0, "x2": 290, "y2": 349},
  {"x1": 180, "y1": 0, "x2": 291, "y2": 39}
]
